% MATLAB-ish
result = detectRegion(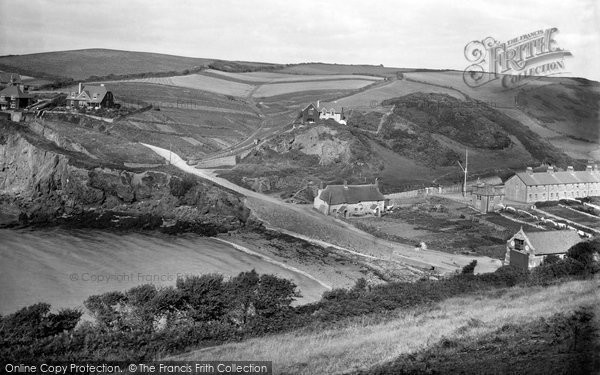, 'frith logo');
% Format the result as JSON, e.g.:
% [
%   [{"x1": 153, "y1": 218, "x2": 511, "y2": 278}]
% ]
[{"x1": 463, "y1": 28, "x2": 572, "y2": 89}]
